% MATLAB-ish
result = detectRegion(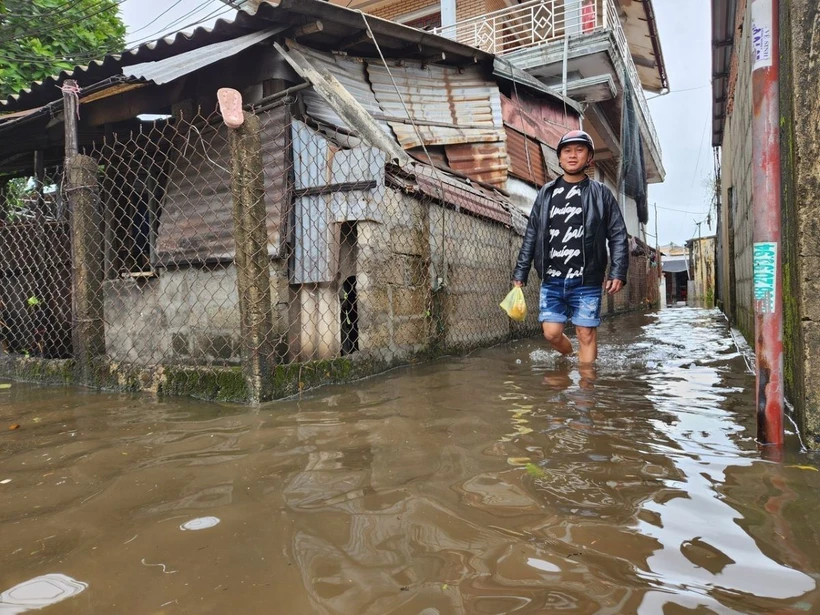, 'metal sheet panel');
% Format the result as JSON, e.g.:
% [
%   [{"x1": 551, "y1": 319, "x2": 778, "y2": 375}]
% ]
[
  {"x1": 505, "y1": 128, "x2": 546, "y2": 187},
  {"x1": 155, "y1": 105, "x2": 290, "y2": 265},
  {"x1": 444, "y1": 142, "x2": 508, "y2": 188},
  {"x1": 366, "y1": 63, "x2": 505, "y2": 149},
  {"x1": 276, "y1": 42, "x2": 408, "y2": 166},
  {"x1": 123, "y1": 27, "x2": 284, "y2": 85},
  {"x1": 295, "y1": 45, "x2": 386, "y2": 133},
  {"x1": 540, "y1": 142, "x2": 561, "y2": 179},
  {"x1": 155, "y1": 122, "x2": 234, "y2": 265},
  {"x1": 291, "y1": 119, "x2": 386, "y2": 283},
  {"x1": 492, "y1": 58, "x2": 582, "y2": 113}
]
